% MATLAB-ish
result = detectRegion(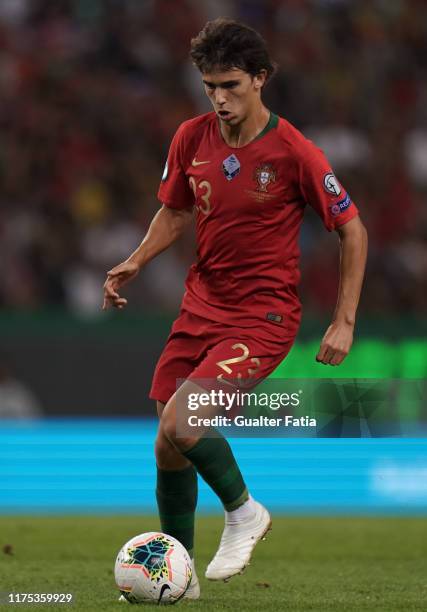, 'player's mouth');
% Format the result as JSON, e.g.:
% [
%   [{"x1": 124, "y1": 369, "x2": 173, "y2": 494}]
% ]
[{"x1": 217, "y1": 110, "x2": 233, "y2": 121}]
